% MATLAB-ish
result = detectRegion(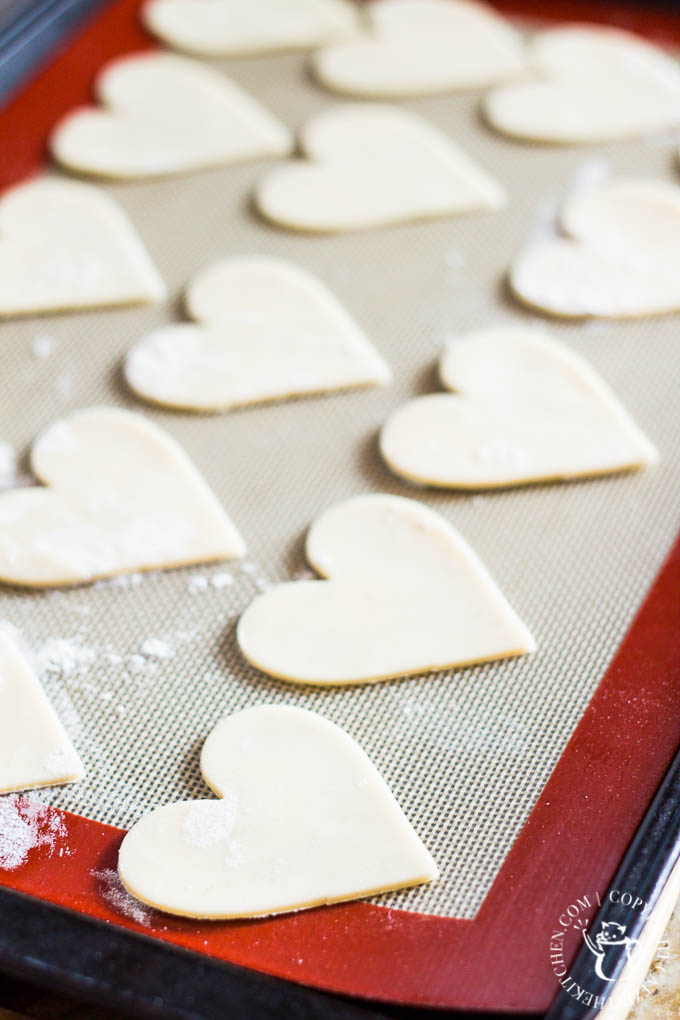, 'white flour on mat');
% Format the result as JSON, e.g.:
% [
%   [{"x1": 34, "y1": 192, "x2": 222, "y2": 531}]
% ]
[
  {"x1": 0, "y1": 794, "x2": 70, "y2": 870},
  {"x1": 93, "y1": 867, "x2": 152, "y2": 926}
]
